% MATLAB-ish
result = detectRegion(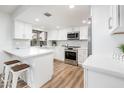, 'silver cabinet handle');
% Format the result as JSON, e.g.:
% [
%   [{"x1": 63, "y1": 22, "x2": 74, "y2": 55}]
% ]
[{"x1": 108, "y1": 17, "x2": 112, "y2": 29}]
